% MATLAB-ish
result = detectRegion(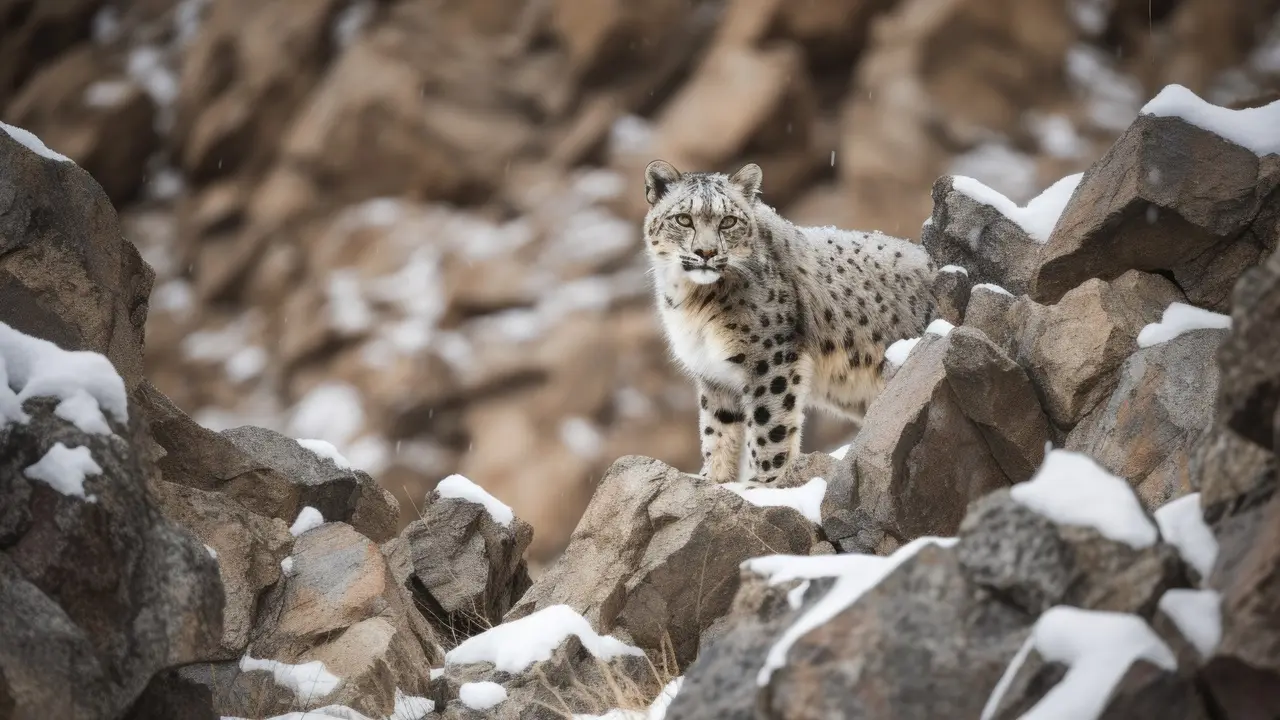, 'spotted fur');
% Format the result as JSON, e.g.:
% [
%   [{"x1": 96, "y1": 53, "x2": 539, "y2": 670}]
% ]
[{"x1": 643, "y1": 160, "x2": 936, "y2": 485}]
